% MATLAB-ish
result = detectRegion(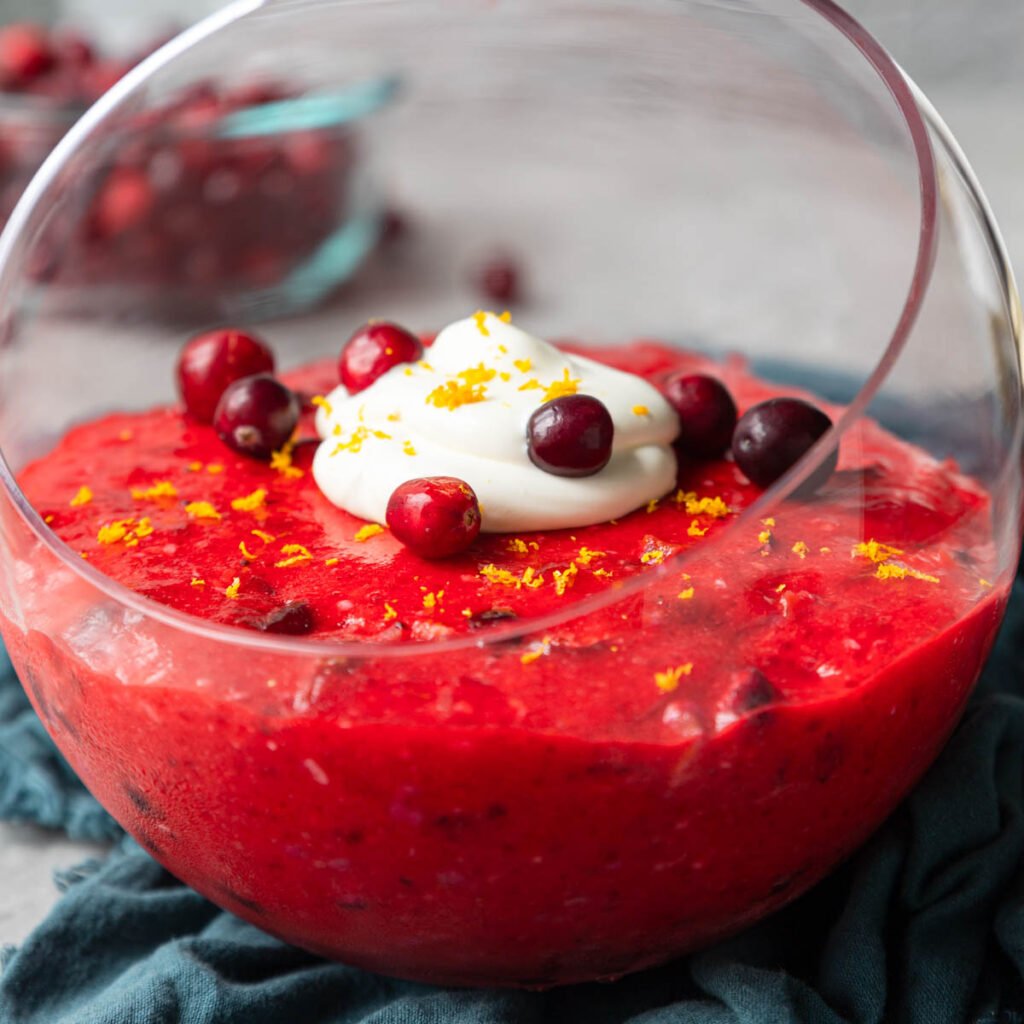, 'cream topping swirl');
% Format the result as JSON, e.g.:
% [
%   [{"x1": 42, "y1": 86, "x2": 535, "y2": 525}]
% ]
[{"x1": 312, "y1": 313, "x2": 679, "y2": 532}]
